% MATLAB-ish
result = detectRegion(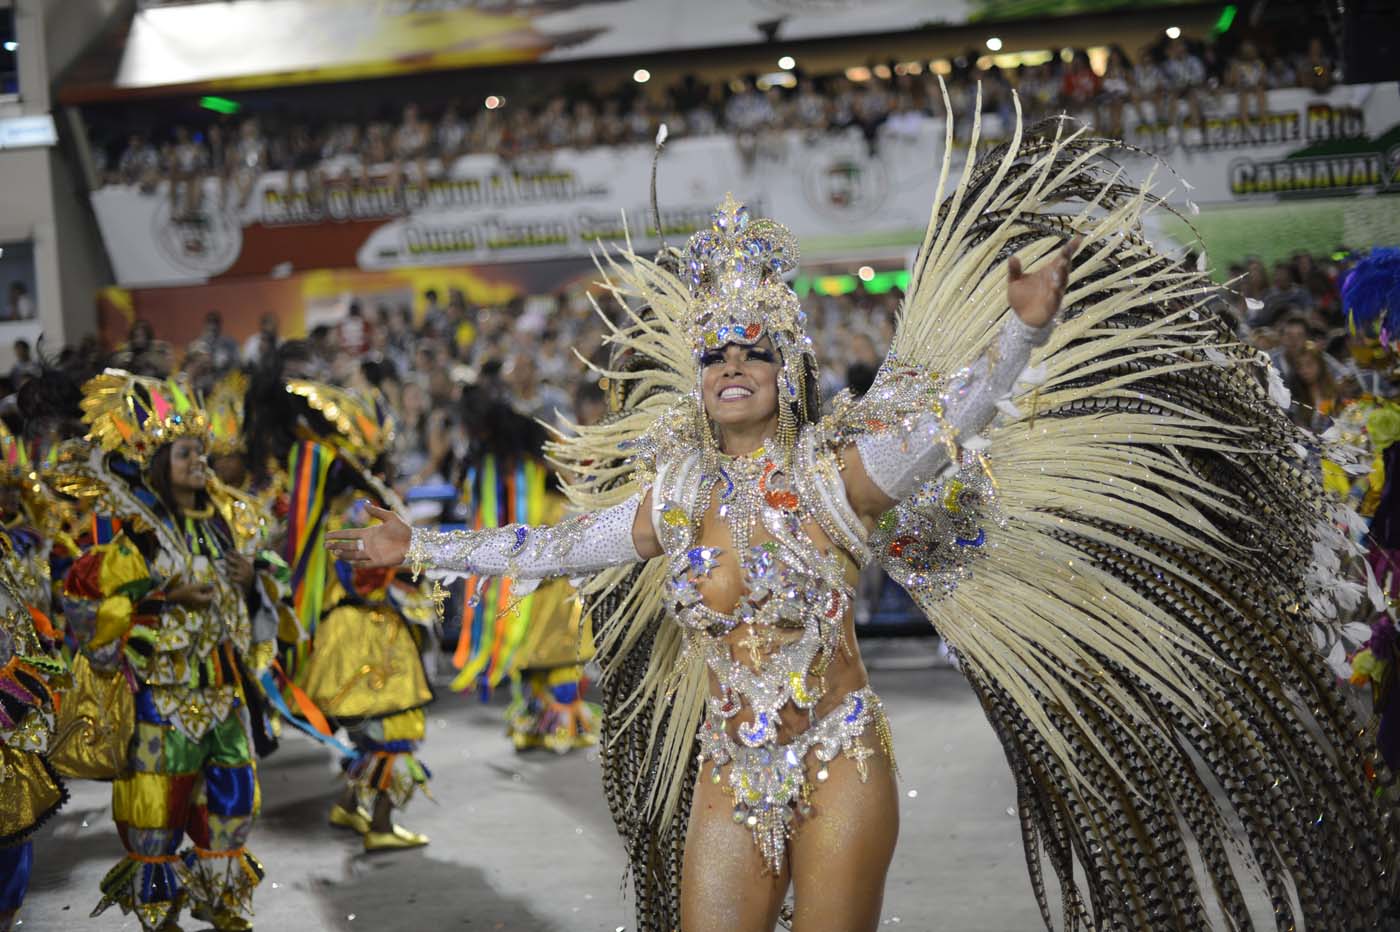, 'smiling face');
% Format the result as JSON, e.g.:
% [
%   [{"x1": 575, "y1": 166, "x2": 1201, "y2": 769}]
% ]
[
  {"x1": 700, "y1": 336, "x2": 782, "y2": 444},
  {"x1": 168, "y1": 436, "x2": 208, "y2": 493}
]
